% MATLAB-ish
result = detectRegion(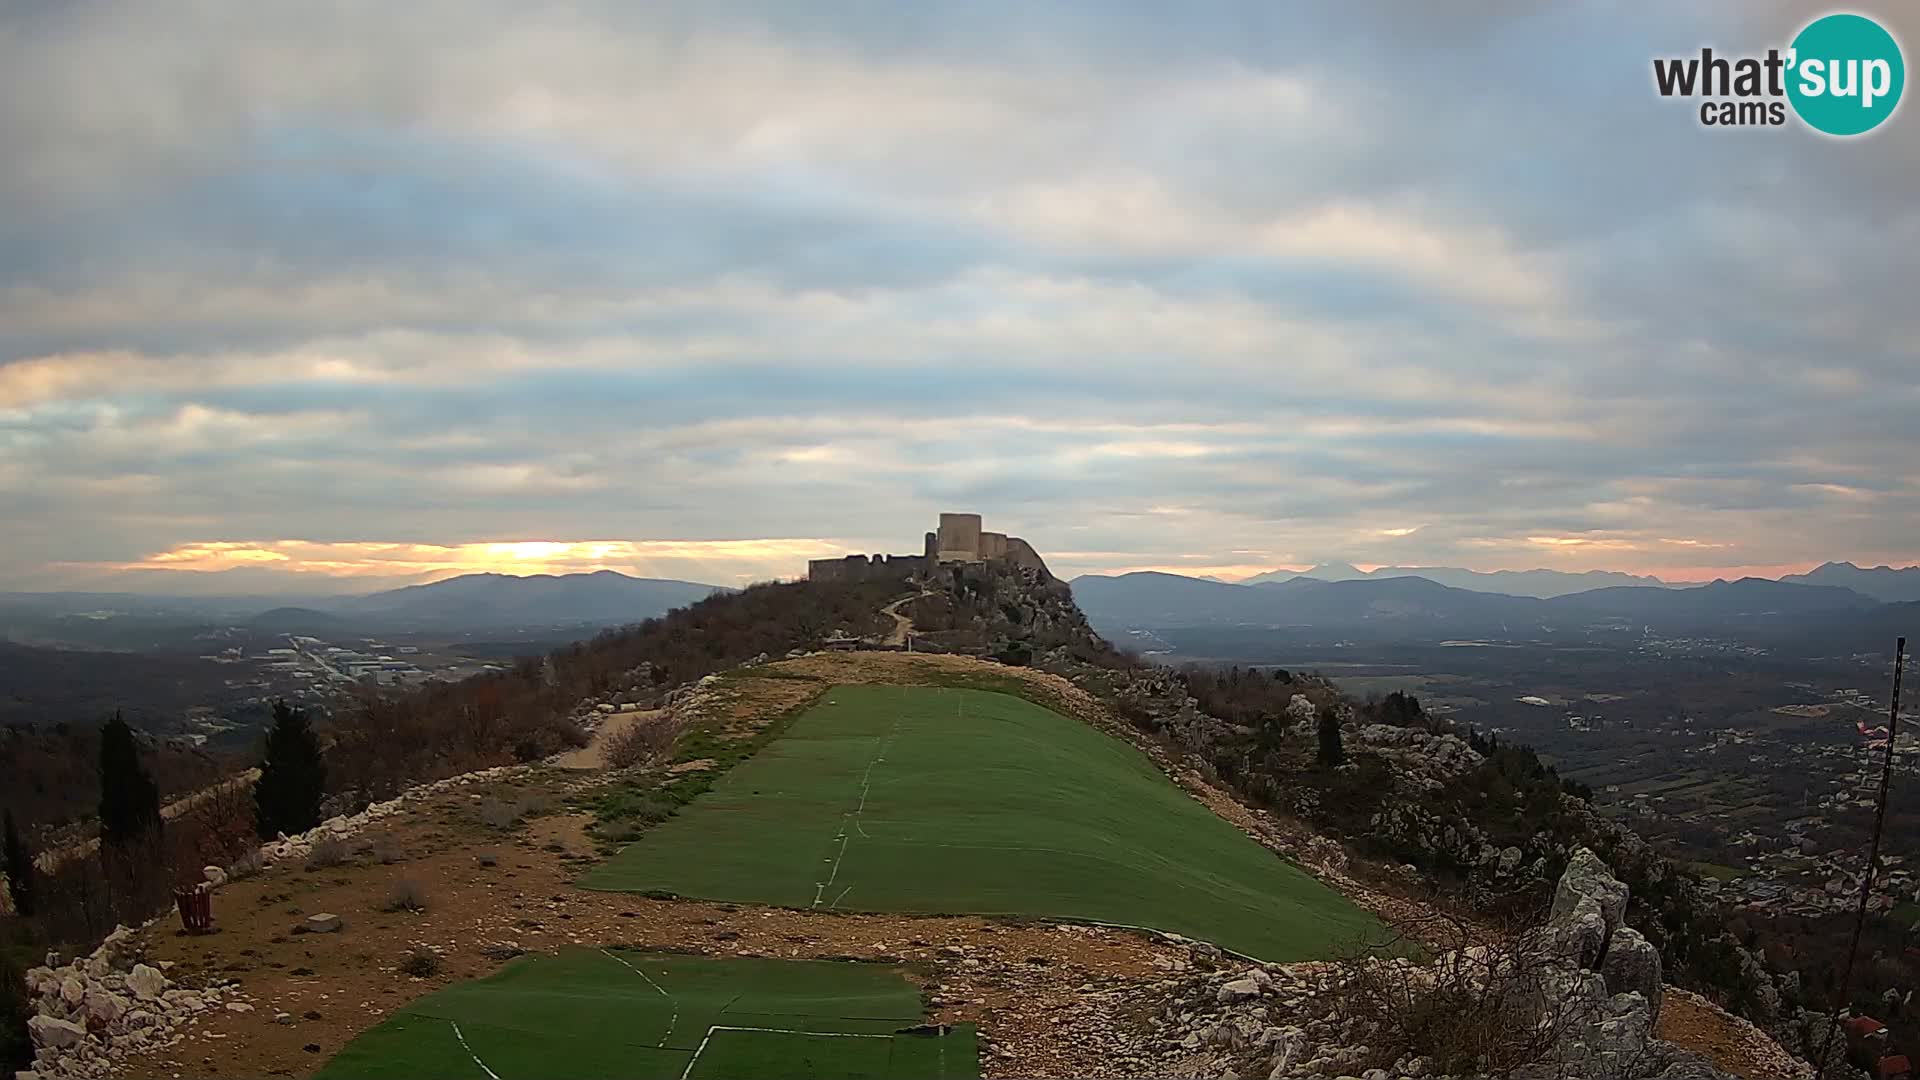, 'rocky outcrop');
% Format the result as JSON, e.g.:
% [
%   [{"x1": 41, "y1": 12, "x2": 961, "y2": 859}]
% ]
[
  {"x1": 19, "y1": 925, "x2": 249, "y2": 1080},
  {"x1": 1135, "y1": 850, "x2": 1768, "y2": 1080},
  {"x1": 1350, "y1": 725, "x2": 1482, "y2": 791}
]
